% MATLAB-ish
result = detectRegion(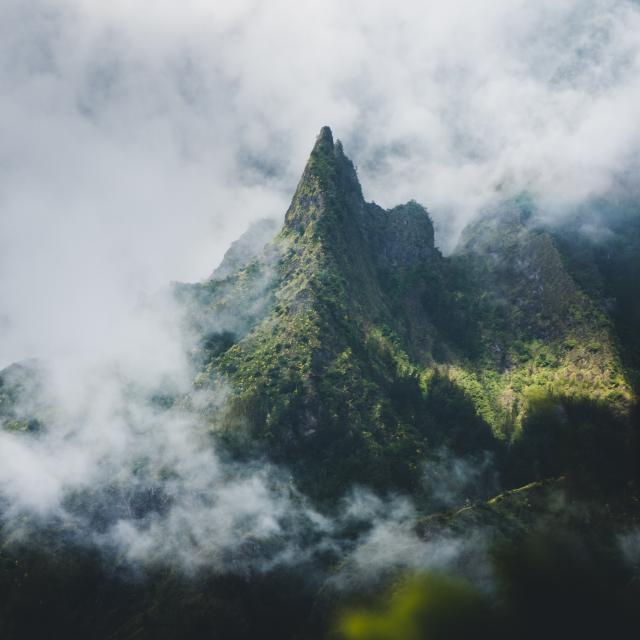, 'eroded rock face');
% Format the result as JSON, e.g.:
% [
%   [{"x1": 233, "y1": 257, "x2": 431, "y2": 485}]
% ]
[
  {"x1": 284, "y1": 128, "x2": 436, "y2": 271},
  {"x1": 360, "y1": 200, "x2": 436, "y2": 270}
]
